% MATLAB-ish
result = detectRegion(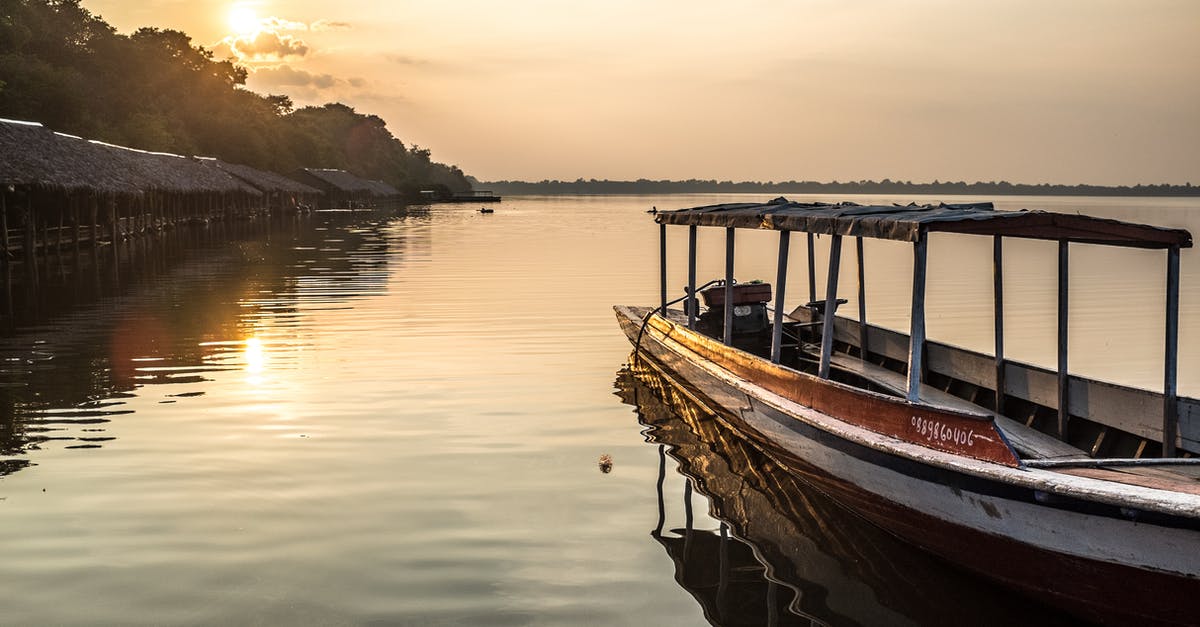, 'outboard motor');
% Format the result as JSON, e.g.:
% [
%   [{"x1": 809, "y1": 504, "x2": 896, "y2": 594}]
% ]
[{"x1": 696, "y1": 281, "x2": 772, "y2": 337}]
